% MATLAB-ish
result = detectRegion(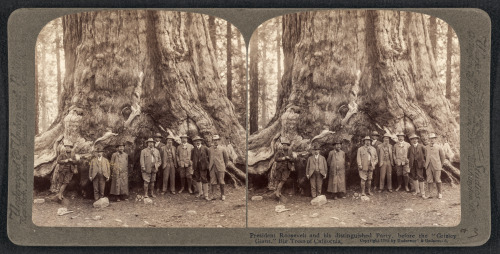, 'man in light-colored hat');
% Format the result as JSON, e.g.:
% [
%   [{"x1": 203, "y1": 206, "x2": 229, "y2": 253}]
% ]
[
  {"x1": 371, "y1": 130, "x2": 382, "y2": 191},
  {"x1": 356, "y1": 136, "x2": 378, "y2": 196},
  {"x1": 306, "y1": 145, "x2": 327, "y2": 198},
  {"x1": 208, "y1": 135, "x2": 229, "y2": 200},
  {"x1": 377, "y1": 133, "x2": 394, "y2": 192},
  {"x1": 177, "y1": 134, "x2": 194, "y2": 194},
  {"x1": 89, "y1": 147, "x2": 110, "y2": 201},
  {"x1": 408, "y1": 134, "x2": 427, "y2": 199},
  {"x1": 110, "y1": 143, "x2": 129, "y2": 201},
  {"x1": 273, "y1": 138, "x2": 295, "y2": 198},
  {"x1": 393, "y1": 132, "x2": 411, "y2": 192},
  {"x1": 140, "y1": 138, "x2": 162, "y2": 198},
  {"x1": 56, "y1": 141, "x2": 78, "y2": 200},
  {"x1": 425, "y1": 133, "x2": 445, "y2": 199},
  {"x1": 154, "y1": 132, "x2": 165, "y2": 149},
  {"x1": 327, "y1": 139, "x2": 347, "y2": 199},
  {"x1": 191, "y1": 135, "x2": 210, "y2": 200},
  {"x1": 160, "y1": 134, "x2": 177, "y2": 195}
]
